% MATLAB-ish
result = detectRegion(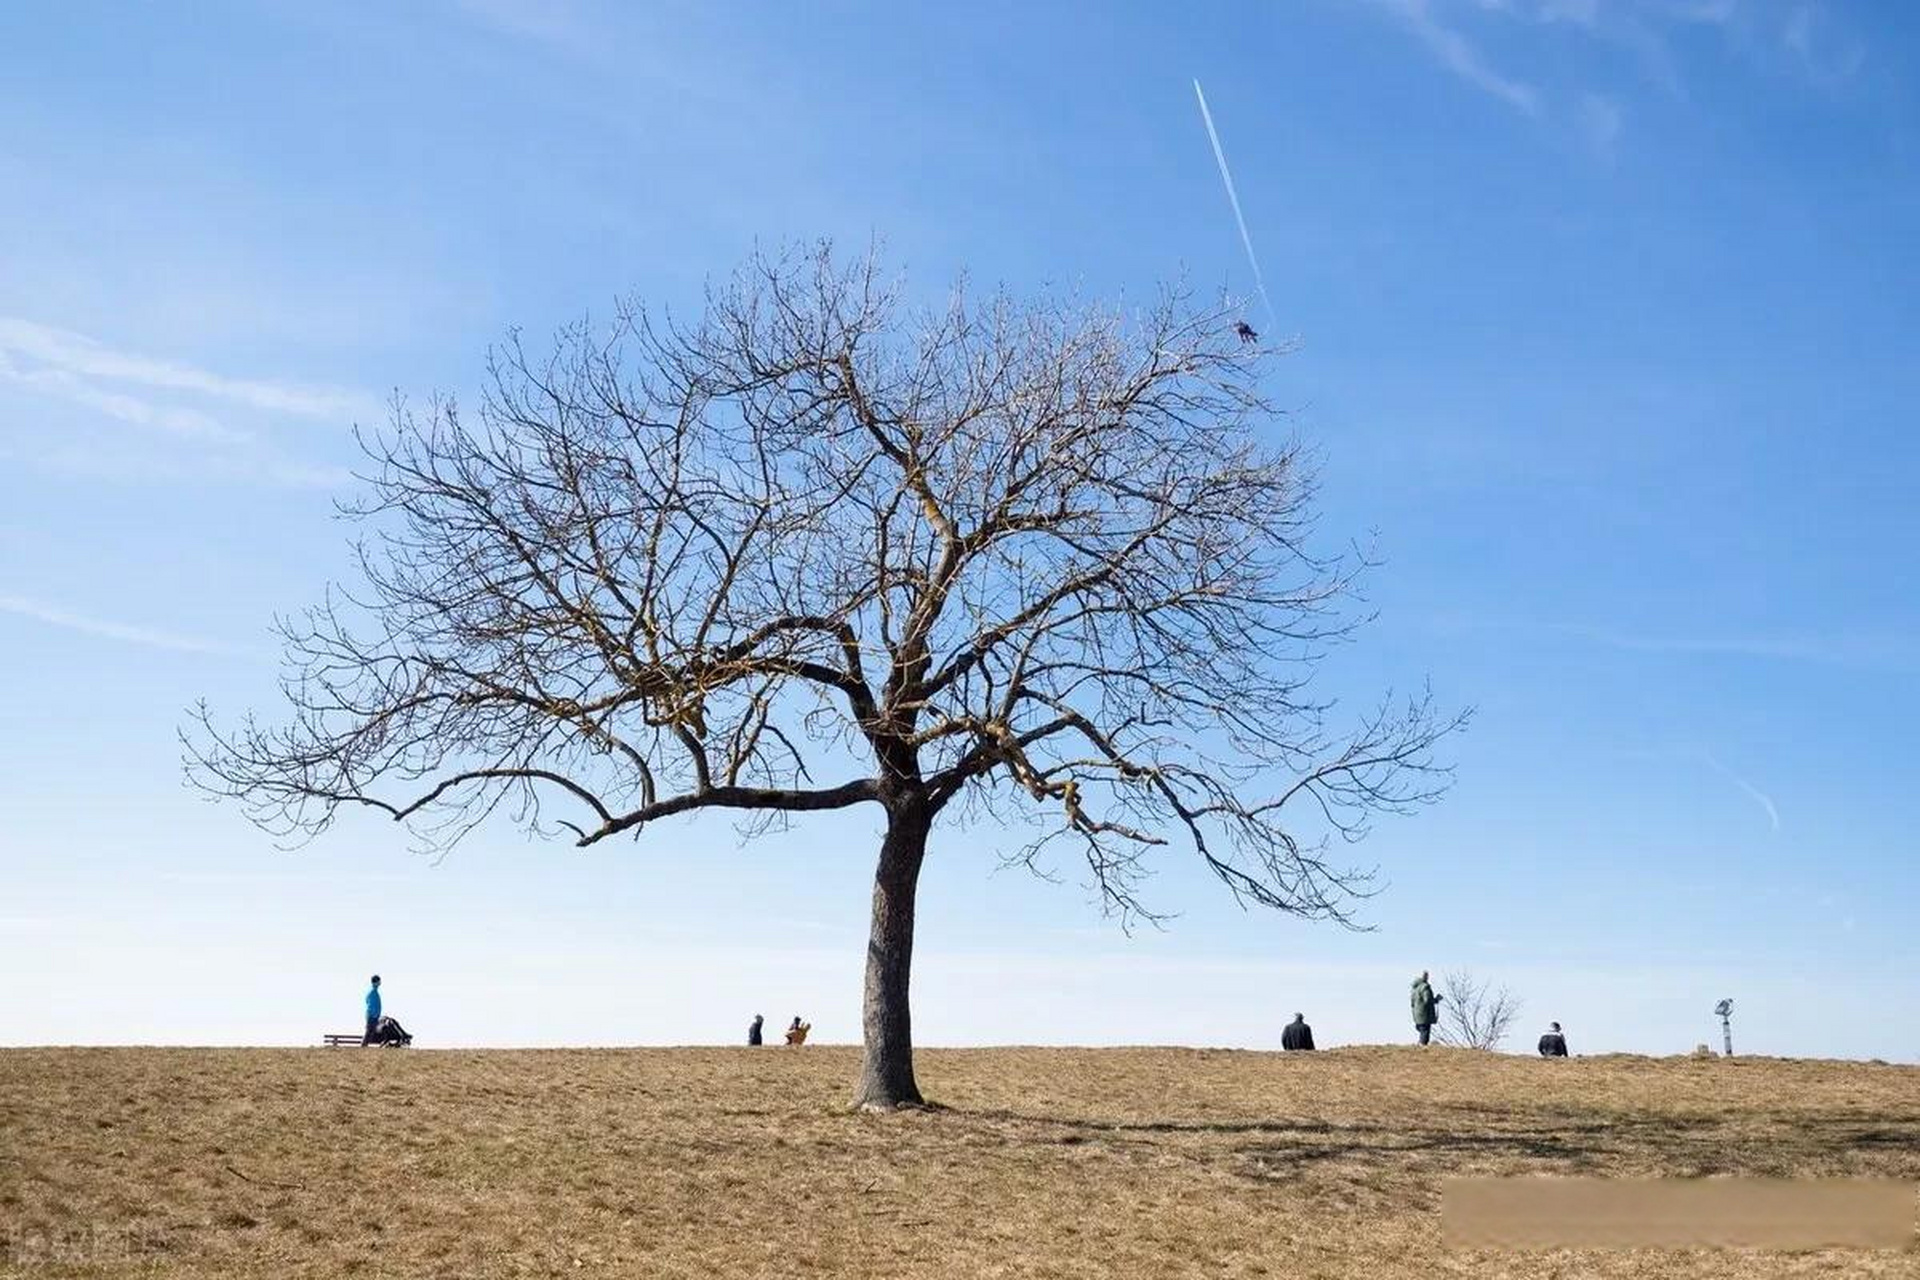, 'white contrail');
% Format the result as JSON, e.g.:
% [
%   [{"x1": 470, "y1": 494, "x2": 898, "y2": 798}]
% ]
[
  {"x1": 1704, "y1": 752, "x2": 1781, "y2": 832},
  {"x1": 1192, "y1": 79, "x2": 1278, "y2": 331}
]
